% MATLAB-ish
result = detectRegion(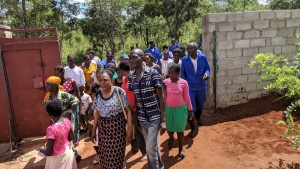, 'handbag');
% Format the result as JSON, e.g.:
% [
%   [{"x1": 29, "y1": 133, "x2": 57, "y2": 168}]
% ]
[{"x1": 116, "y1": 87, "x2": 135, "y2": 139}]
